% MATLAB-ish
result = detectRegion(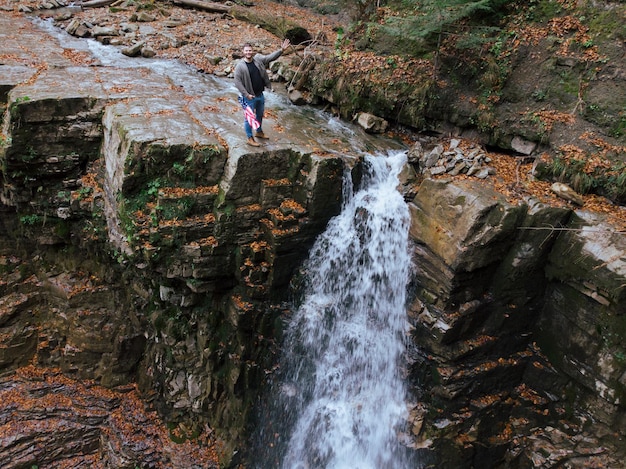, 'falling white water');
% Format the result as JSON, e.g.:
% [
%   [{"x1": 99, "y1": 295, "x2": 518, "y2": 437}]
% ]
[{"x1": 279, "y1": 150, "x2": 412, "y2": 469}]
